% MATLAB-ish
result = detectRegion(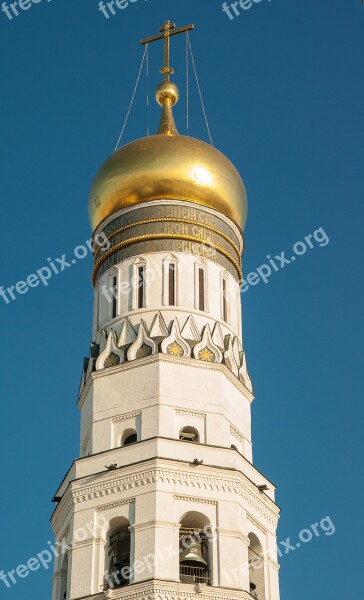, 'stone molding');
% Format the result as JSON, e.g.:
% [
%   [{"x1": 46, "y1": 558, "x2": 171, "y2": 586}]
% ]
[
  {"x1": 71, "y1": 539, "x2": 94, "y2": 550},
  {"x1": 230, "y1": 425, "x2": 245, "y2": 445},
  {"x1": 69, "y1": 461, "x2": 278, "y2": 529},
  {"x1": 131, "y1": 520, "x2": 178, "y2": 533},
  {"x1": 216, "y1": 528, "x2": 248, "y2": 543},
  {"x1": 52, "y1": 489, "x2": 74, "y2": 536},
  {"x1": 81, "y1": 425, "x2": 92, "y2": 454},
  {"x1": 90, "y1": 354, "x2": 254, "y2": 402},
  {"x1": 100, "y1": 580, "x2": 254, "y2": 600}
]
